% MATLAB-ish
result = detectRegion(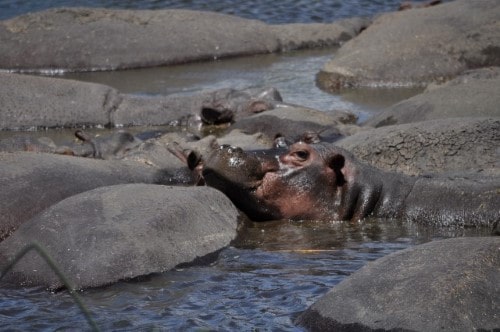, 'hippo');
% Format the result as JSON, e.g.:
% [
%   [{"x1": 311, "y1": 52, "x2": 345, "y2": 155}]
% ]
[{"x1": 194, "y1": 142, "x2": 499, "y2": 229}]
